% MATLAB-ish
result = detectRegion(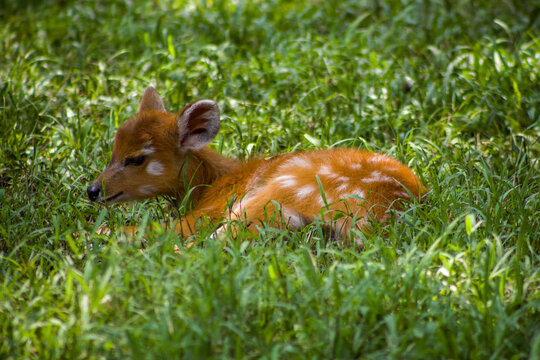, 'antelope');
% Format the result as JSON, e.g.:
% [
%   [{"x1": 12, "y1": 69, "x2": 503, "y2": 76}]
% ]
[{"x1": 87, "y1": 87, "x2": 426, "y2": 245}]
